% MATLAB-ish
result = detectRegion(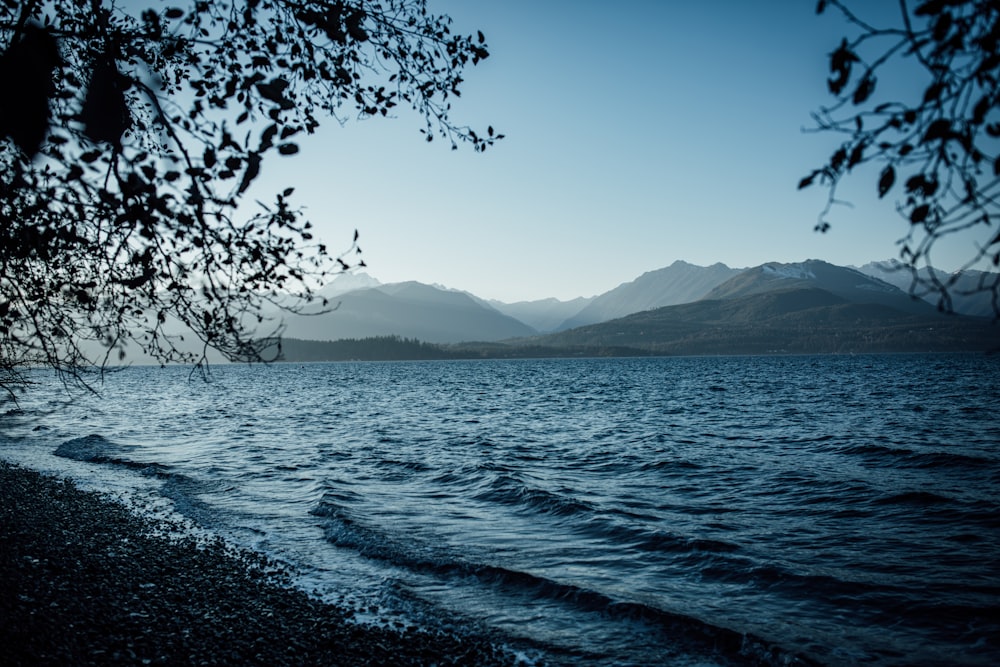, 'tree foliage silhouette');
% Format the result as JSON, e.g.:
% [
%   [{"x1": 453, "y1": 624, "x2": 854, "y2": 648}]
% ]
[
  {"x1": 0, "y1": 0, "x2": 500, "y2": 396},
  {"x1": 802, "y1": 0, "x2": 1000, "y2": 314}
]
